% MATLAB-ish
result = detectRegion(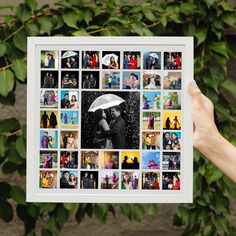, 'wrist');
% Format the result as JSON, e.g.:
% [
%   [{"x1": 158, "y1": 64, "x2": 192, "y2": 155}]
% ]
[{"x1": 197, "y1": 128, "x2": 223, "y2": 158}]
